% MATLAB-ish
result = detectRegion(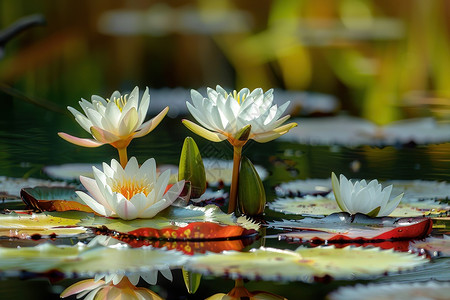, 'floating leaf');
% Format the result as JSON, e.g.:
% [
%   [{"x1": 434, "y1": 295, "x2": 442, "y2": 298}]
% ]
[
  {"x1": 79, "y1": 205, "x2": 259, "y2": 240},
  {"x1": 409, "y1": 235, "x2": 450, "y2": 257},
  {"x1": 275, "y1": 179, "x2": 332, "y2": 197},
  {"x1": 328, "y1": 281, "x2": 450, "y2": 300},
  {"x1": 0, "y1": 211, "x2": 88, "y2": 238},
  {"x1": 269, "y1": 213, "x2": 432, "y2": 243},
  {"x1": 0, "y1": 243, "x2": 188, "y2": 277},
  {"x1": 269, "y1": 195, "x2": 449, "y2": 217},
  {"x1": 386, "y1": 180, "x2": 450, "y2": 201},
  {"x1": 20, "y1": 187, "x2": 93, "y2": 213},
  {"x1": 0, "y1": 176, "x2": 70, "y2": 198},
  {"x1": 280, "y1": 116, "x2": 450, "y2": 146},
  {"x1": 185, "y1": 246, "x2": 427, "y2": 282}
]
